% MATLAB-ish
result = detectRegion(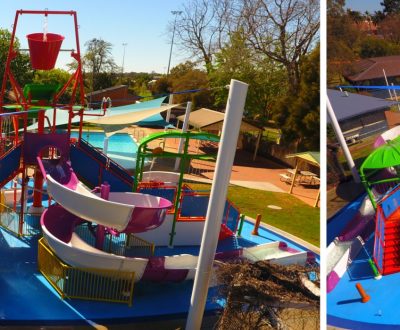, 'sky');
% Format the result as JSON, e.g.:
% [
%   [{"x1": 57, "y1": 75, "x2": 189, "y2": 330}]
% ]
[
  {"x1": 0, "y1": 0, "x2": 188, "y2": 73},
  {"x1": 345, "y1": 0, "x2": 383, "y2": 13}
]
